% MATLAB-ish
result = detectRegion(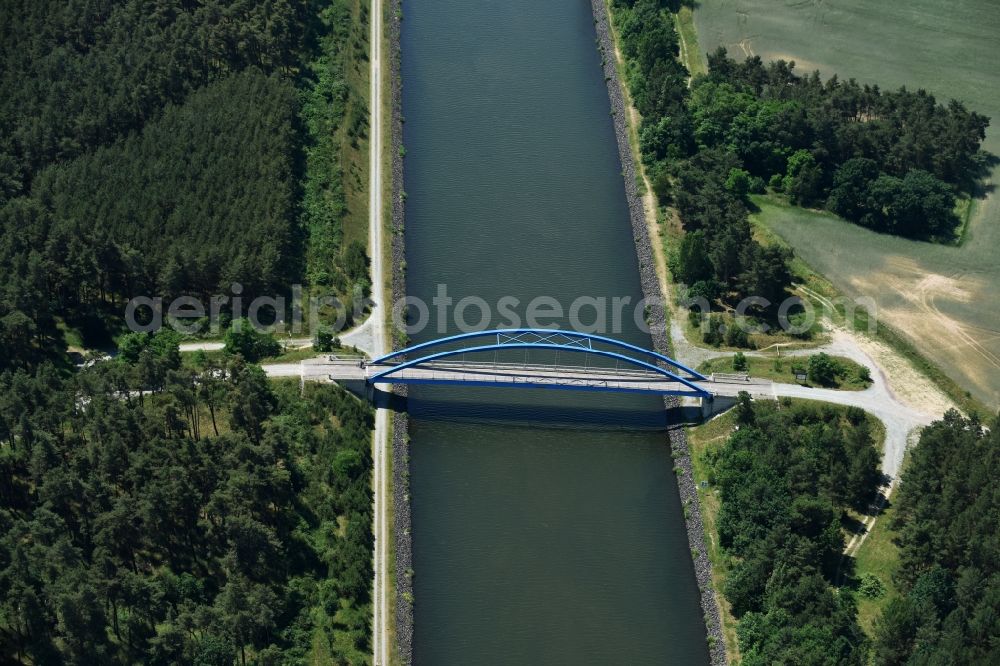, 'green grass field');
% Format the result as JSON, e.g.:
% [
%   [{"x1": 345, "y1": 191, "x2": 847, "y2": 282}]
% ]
[
  {"x1": 848, "y1": 501, "x2": 901, "y2": 635},
  {"x1": 694, "y1": 0, "x2": 1000, "y2": 409},
  {"x1": 697, "y1": 353, "x2": 872, "y2": 390},
  {"x1": 675, "y1": 6, "x2": 706, "y2": 77}
]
